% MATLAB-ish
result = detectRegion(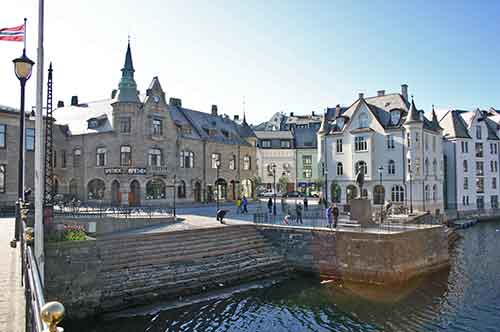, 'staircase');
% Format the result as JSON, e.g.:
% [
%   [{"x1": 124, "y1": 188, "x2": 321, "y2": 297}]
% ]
[{"x1": 97, "y1": 224, "x2": 288, "y2": 311}]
